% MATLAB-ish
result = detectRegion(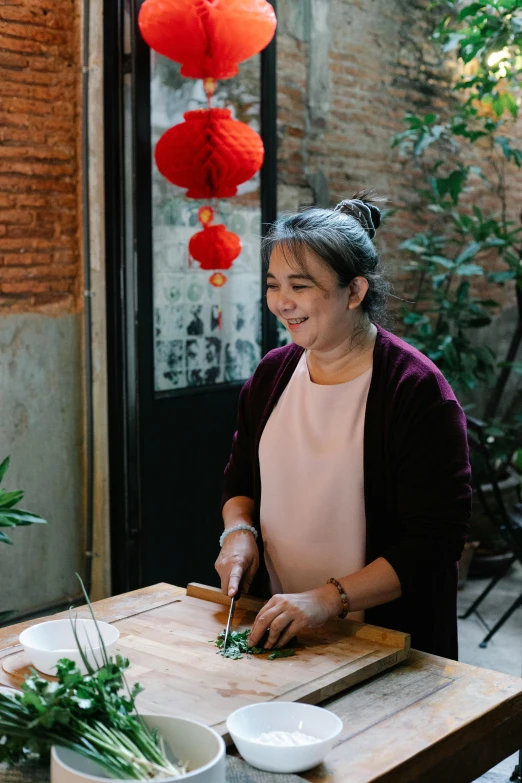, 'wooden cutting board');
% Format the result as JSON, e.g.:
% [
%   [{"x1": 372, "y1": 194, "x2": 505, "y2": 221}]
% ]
[{"x1": 0, "y1": 583, "x2": 410, "y2": 742}]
